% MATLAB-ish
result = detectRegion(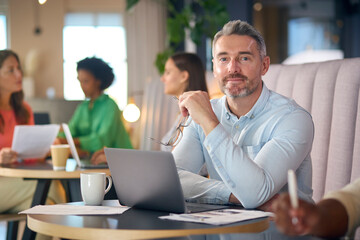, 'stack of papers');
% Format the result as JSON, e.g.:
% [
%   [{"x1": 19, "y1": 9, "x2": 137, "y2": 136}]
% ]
[{"x1": 159, "y1": 209, "x2": 274, "y2": 225}]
